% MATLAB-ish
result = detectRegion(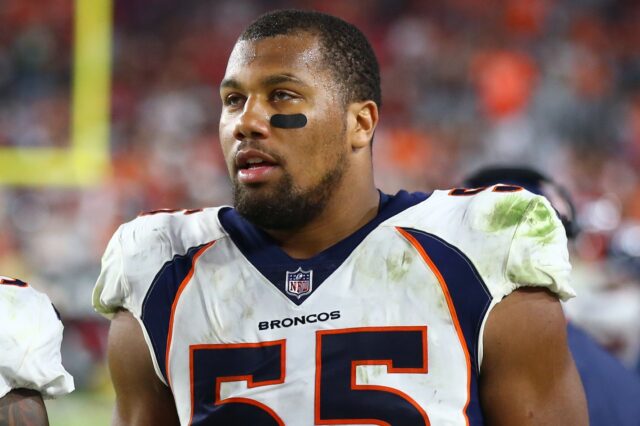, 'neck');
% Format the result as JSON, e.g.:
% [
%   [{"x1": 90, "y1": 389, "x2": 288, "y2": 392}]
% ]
[{"x1": 265, "y1": 181, "x2": 379, "y2": 259}]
